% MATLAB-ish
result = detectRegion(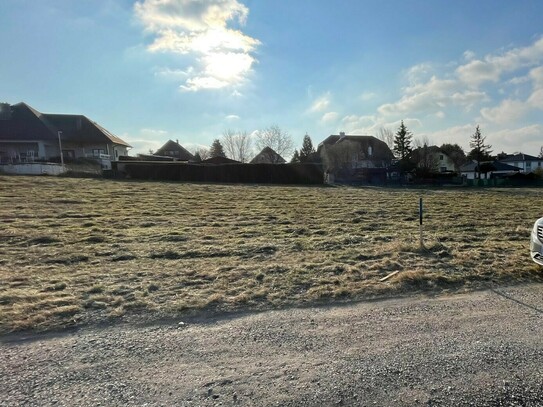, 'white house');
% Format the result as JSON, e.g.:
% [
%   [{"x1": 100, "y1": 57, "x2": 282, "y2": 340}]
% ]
[{"x1": 498, "y1": 153, "x2": 542, "y2": 173}]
